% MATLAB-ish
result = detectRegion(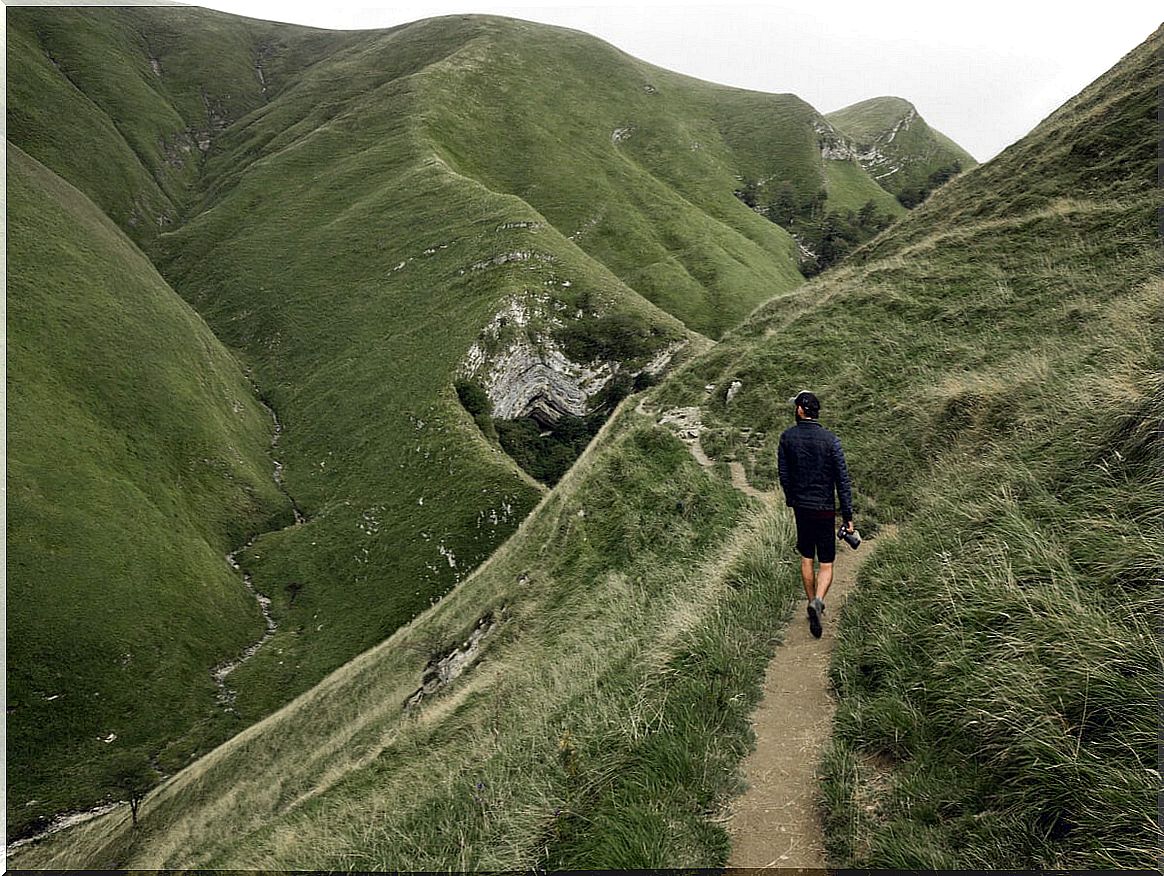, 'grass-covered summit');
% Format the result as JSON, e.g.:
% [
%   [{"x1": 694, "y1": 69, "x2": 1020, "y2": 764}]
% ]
[
  {"x1": 6, "y1": 6, "x2": 975, "y2": 836},
  {"x1": 826, "y1": 95, "x2": 977, "y2": 205},
  {"x1": 11, "y1": 18, "x2": 1159, "y2": 873}
]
